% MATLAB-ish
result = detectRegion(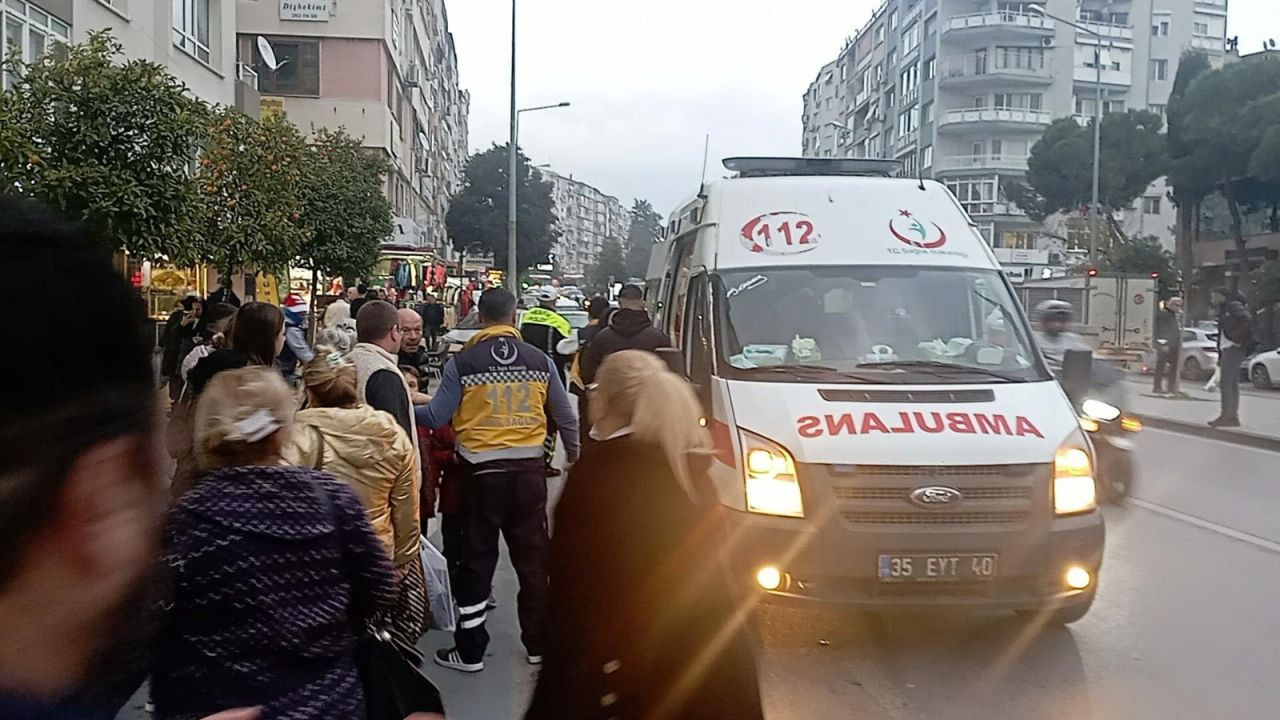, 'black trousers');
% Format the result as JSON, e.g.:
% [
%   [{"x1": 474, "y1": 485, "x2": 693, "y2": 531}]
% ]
[
  {"x1": 453, "y1": 461, "x2": 549, "y2": 663},
  {"x1": 1153, "y1": 347, "x2": 1180, "y2": 393}
]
